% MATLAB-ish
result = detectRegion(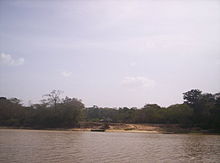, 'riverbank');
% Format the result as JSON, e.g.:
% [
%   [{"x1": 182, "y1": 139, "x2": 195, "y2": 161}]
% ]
[
  {"x1": 79, "y1": 122, "x2": 216, "y2": 134},
  {"x1": 1, "y1": 122, "x2": 219, "y2": 134}
]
